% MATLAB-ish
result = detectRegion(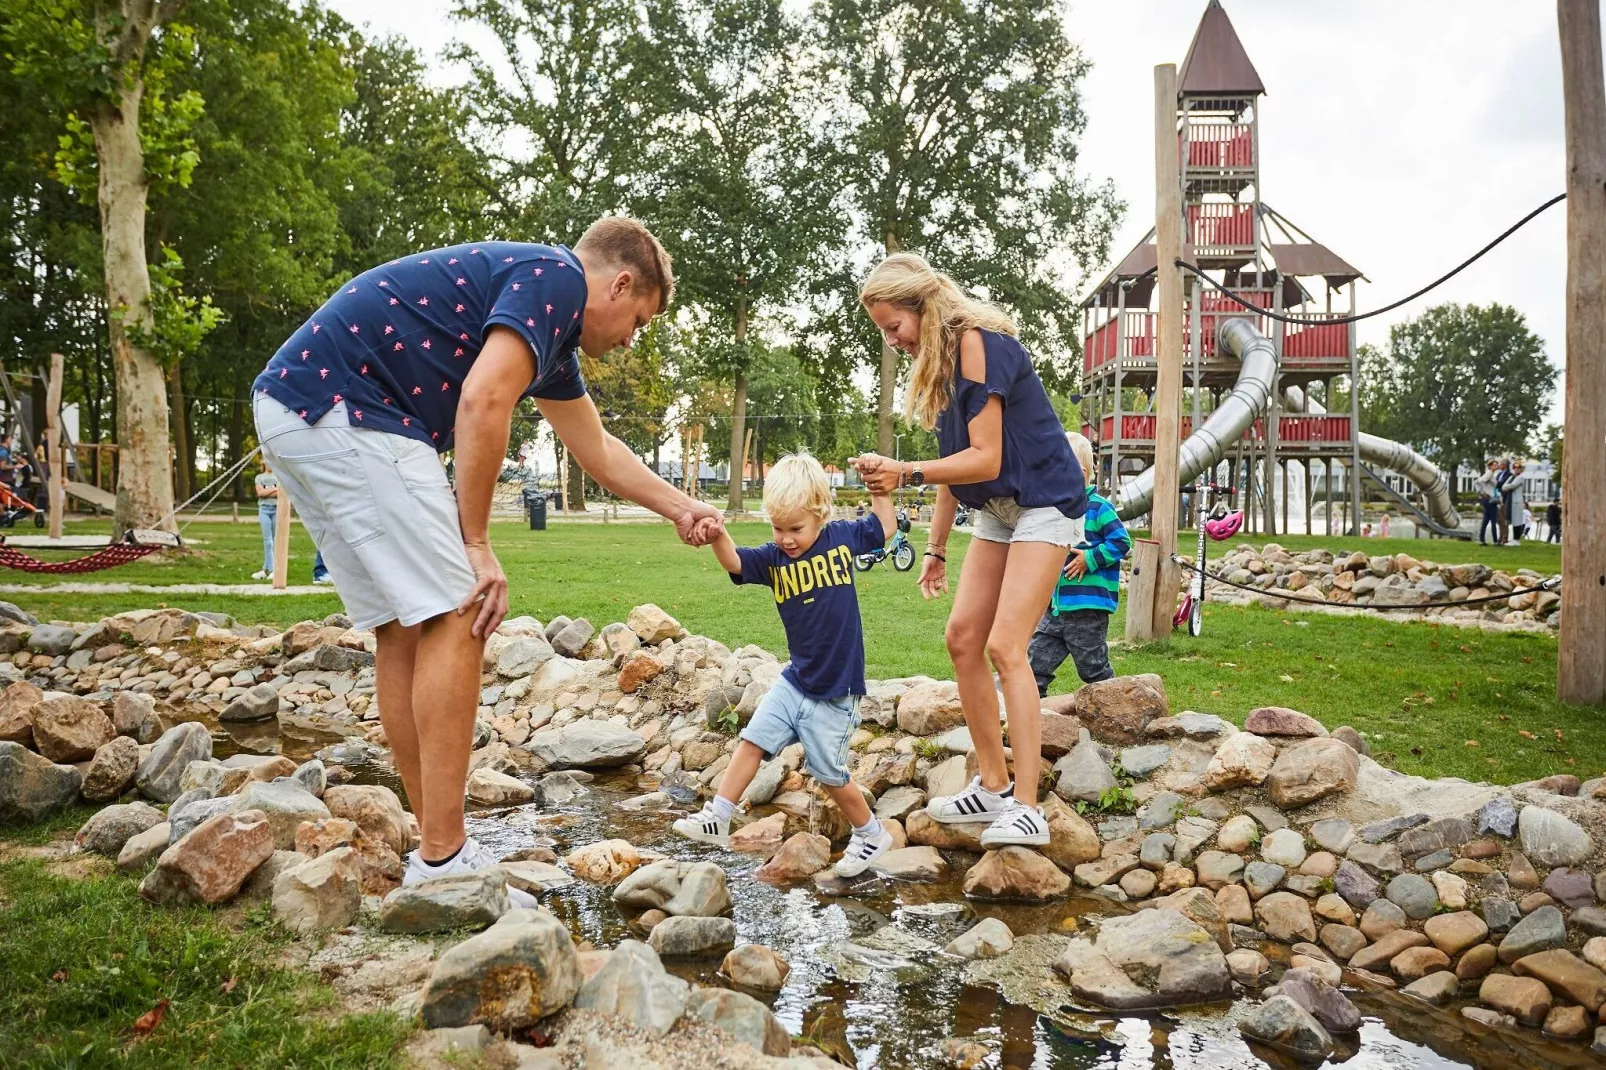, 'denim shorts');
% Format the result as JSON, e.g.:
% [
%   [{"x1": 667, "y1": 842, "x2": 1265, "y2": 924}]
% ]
[
  {"x1": 972, "y1": 497, "x2": 1085, "y2": 547},
  {"x1": 740, "y1": 674, "x2": 860, "y2": 788}
]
